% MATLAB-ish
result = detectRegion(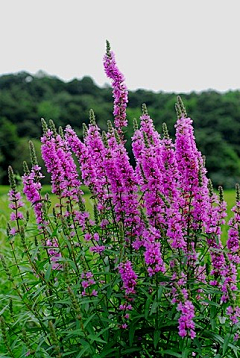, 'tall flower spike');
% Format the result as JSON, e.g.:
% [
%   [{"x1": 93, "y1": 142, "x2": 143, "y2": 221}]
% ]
[
  {"x1": 205, "y1": 180, "x2": 227, "y2": 287},
  {"x1": 175, "y1": 103, "x2": 209, "y2": 232},
  {"x1": 103, "y1": 40, "x2": 128, "y2": 140},
  {"x1": 22, "y1": 156, "x2": 46, "y2": 228},
  {"x1": 8, "y1": 166, "x2": 25, "y2": 234},
  {"x1": 41, "y1": 125, "x2": 83, "y2": 202}
]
